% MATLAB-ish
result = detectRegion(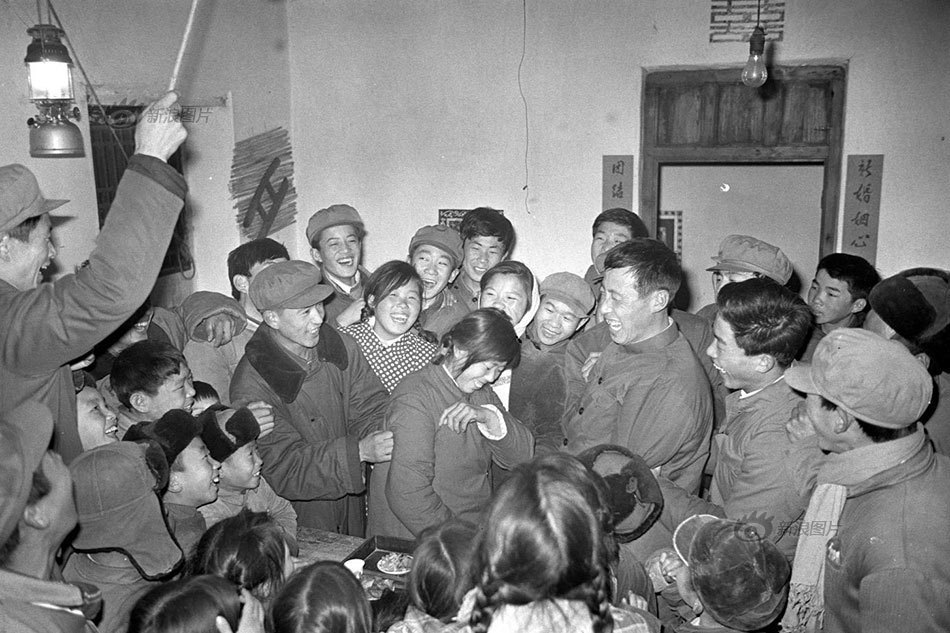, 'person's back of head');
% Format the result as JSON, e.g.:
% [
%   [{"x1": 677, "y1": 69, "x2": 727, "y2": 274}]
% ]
[
  {"x1": 467, "y1": 453, "x2": 613, "y2": 633},
  {"x1": 227, "y1": 238, "x2": 291, "y2": 300},
  {"x1": 128, "y1": 574, "x2": 242, "y2": 633},
  {"x1": 269, "y1": 561, "x2": 372, "y2": 633},
  {"x1": 459, "y1": 208, "x2": 515, "y2": 255},
  {"x1": 717, "y1": 278, "x2": 813, "y2": 368},
  {"x1": 603, "y1": 238, "x2": 681, "y2": 298},
  {"x1": 189, "y1": 510, "x2": 291, "y2": 602},
  {"x1": 409, "y1": 518, "x2": 478, "y2": 621}
]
